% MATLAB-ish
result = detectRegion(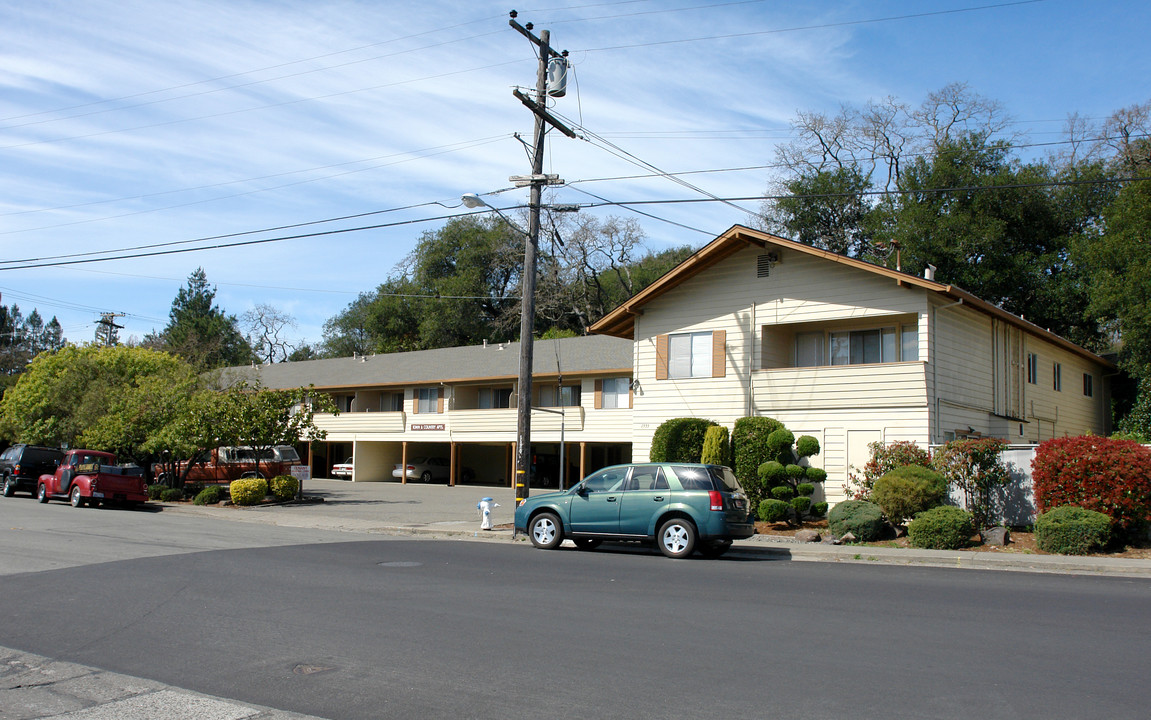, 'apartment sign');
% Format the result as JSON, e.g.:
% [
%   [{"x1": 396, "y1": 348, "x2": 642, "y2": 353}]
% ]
[{"x1": 411, "y1": 423, "x2": 446, "y2": 431}]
